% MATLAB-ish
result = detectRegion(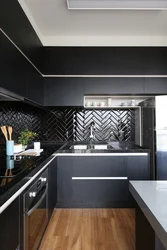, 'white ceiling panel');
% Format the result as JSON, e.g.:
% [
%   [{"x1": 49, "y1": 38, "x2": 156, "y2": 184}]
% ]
[{"x1": 18, "y1": 0, "x2": 167, "y2": 46}]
